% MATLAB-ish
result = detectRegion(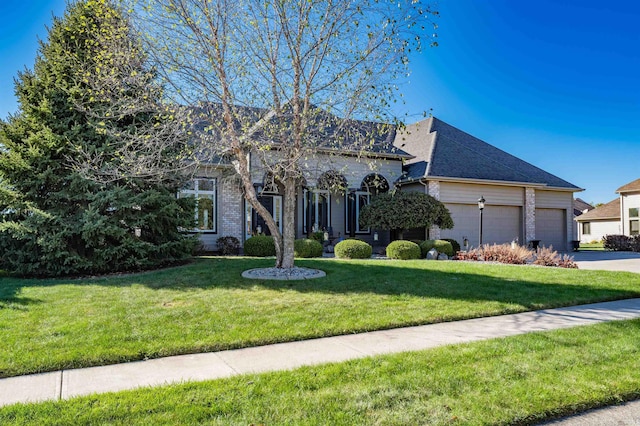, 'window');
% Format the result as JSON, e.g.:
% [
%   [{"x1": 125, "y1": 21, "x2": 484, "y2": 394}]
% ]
[
  {"x1": 630, "y1": 208, "x2": 639, "y2": 218},
  {"x1": 303, "y1": 189, "x2": 330, "y2": 233},
  {"x1": 582, "y1": 222, "x2": 591, "y2": 235},
  {"x1": 179, "y1": 178, "x2": 216, "y2": 232},
  {"x1": 346, "y1": 174, "x2": 390, "y2": 234},
  {"x1": 631, "y1": 220, "x2": 640, "y2": 236}
]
